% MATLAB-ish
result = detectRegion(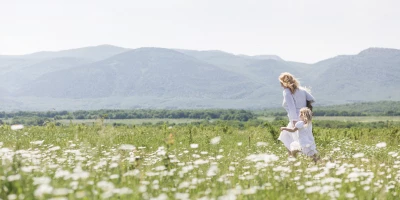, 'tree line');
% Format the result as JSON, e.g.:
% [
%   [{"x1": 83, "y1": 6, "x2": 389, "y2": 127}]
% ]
[
  {"x1": 265, "y1": 109, "x2": 400, "y2": 117},
  {"x1": 1, "y1": 109, "x2": 255, "y2": 122},
  {"x1": 267, "y1": 110, "x2": 369, "y2": 117},
  {"x1": 260, "y1": 101, "x2": 400, "y2": 117}
]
